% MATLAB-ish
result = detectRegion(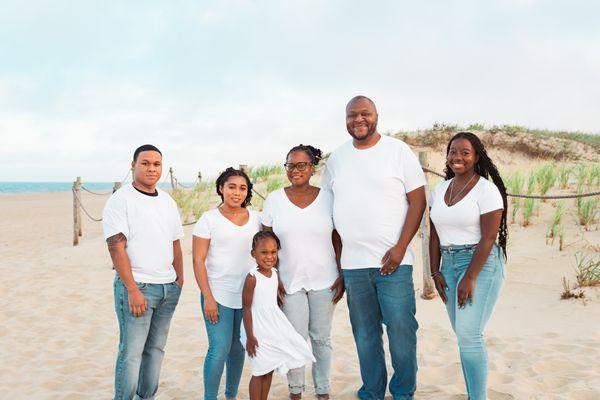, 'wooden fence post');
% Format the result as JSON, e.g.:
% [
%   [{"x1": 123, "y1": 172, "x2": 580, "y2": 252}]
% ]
[
  {"x1": 113, "y1": 181, "x2": 122, "y2": 193},
  {"x1": 419, "y1": 152, "x2": 436, "y2": 299},
  {"x1": 72, "y1": 177, "x2": 81, "y2": 246},
  {"x1": 169, "y1": 167, "x2": 175, "y2": 191},
  {"x1": 198, "y1": 171, "x2": 202, "y2": 182},
  {"x1": 76, "y1": 177, "x2": 82, "y2": 238},
  {"x1": 239, "y1": 164, "x2": 249, "y2": 176}
]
